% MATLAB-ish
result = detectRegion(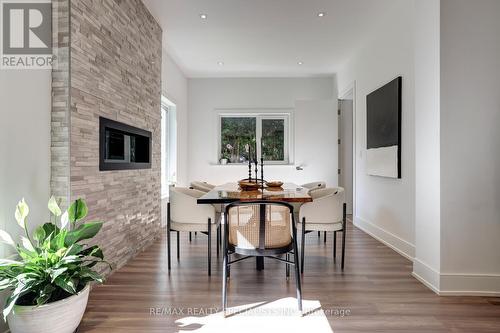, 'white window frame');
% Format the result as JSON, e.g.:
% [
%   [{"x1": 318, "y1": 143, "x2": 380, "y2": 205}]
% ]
[
  {"x1": 161, "y1": 96, "x2": 177, "y2": 198},
  {"x1": 217, "y1": 111, "x2": 292, "y2": 165}
]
